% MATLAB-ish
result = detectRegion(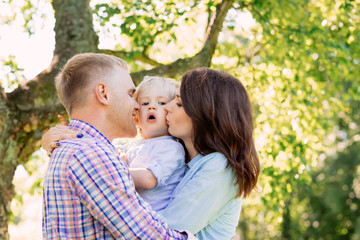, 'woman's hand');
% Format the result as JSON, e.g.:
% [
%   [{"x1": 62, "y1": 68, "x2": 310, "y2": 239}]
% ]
[{"x1": 42, "y1": 115, "x2": 83, "y2": 156}]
